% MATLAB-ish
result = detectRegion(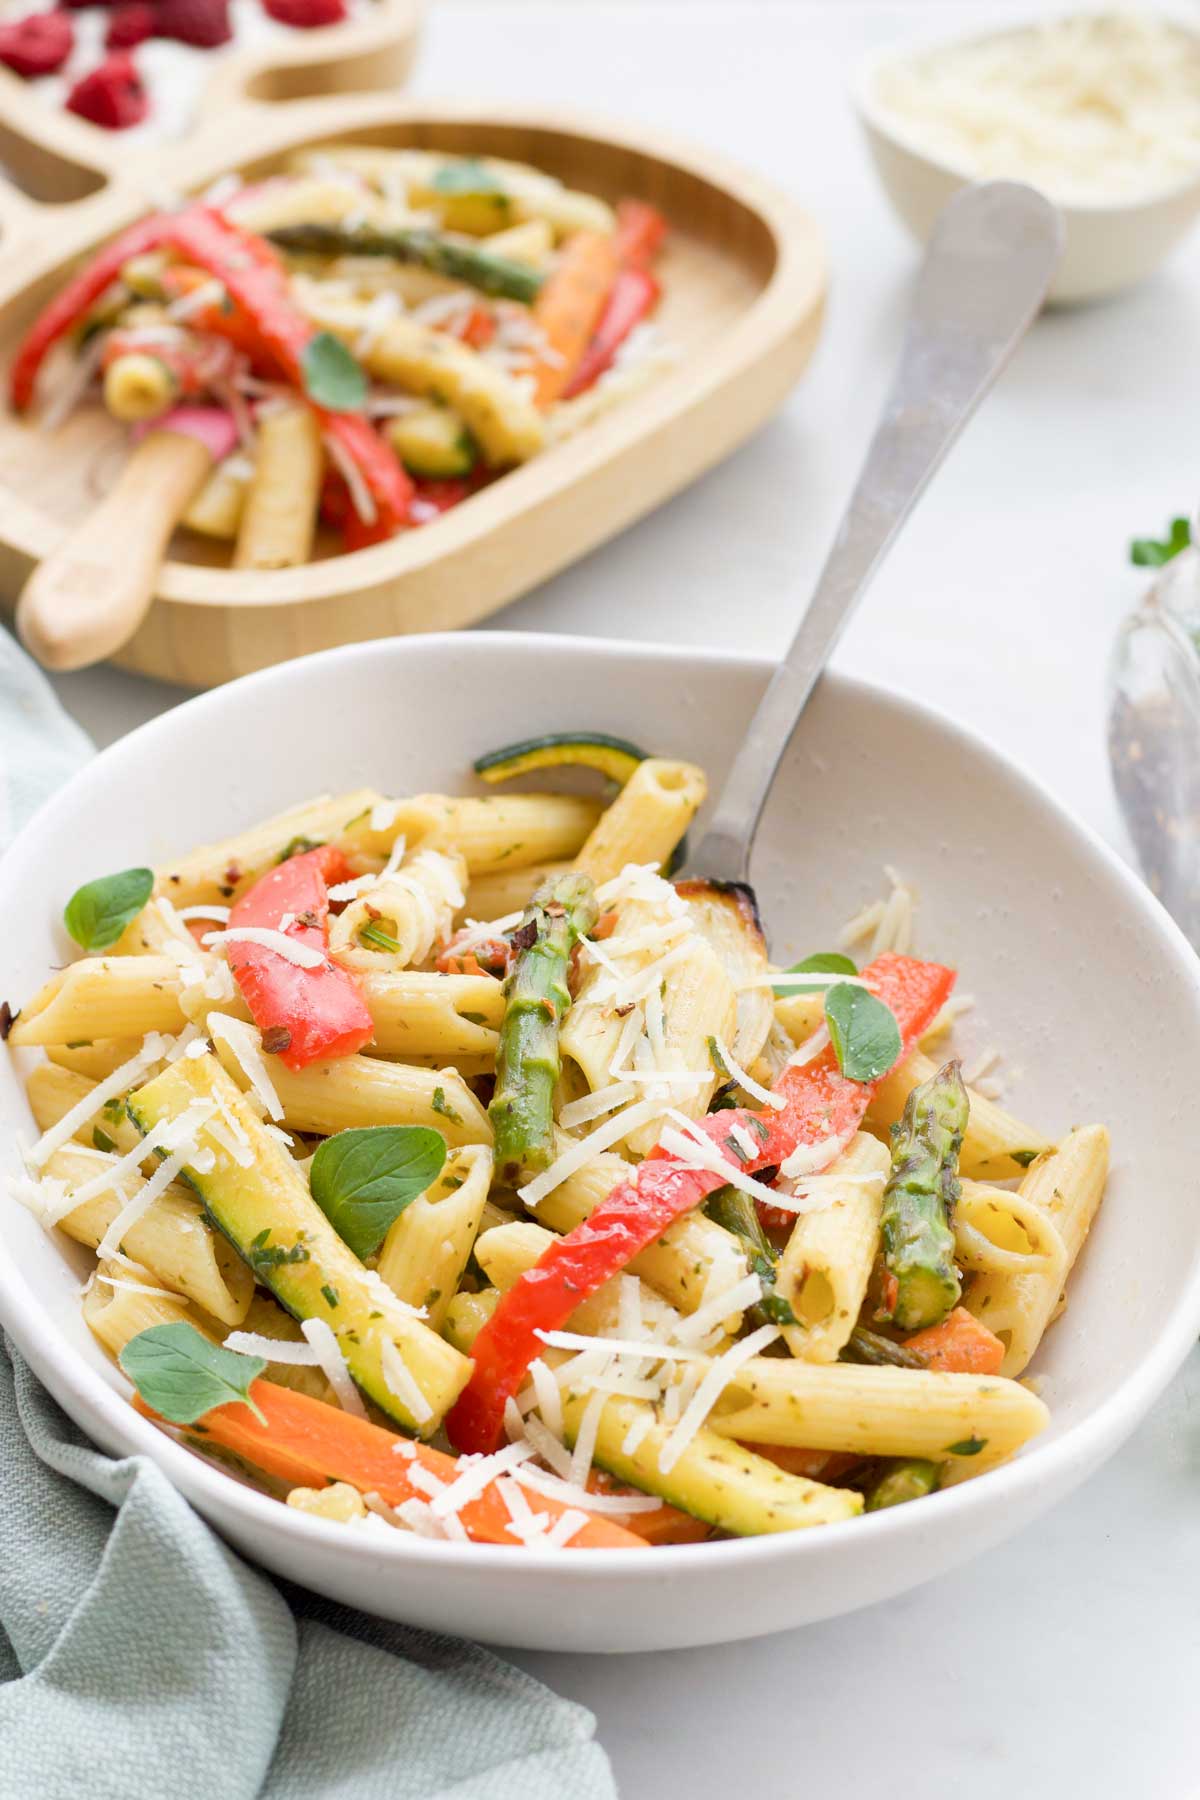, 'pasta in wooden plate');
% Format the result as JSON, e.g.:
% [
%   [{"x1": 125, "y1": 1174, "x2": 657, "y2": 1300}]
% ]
[
  {"x1": 4, "y1": 734, "x2": 1107, "y2": 1550},
  {"x1": 10, "y1": 148, "x2": 676, "y2": 567}
]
